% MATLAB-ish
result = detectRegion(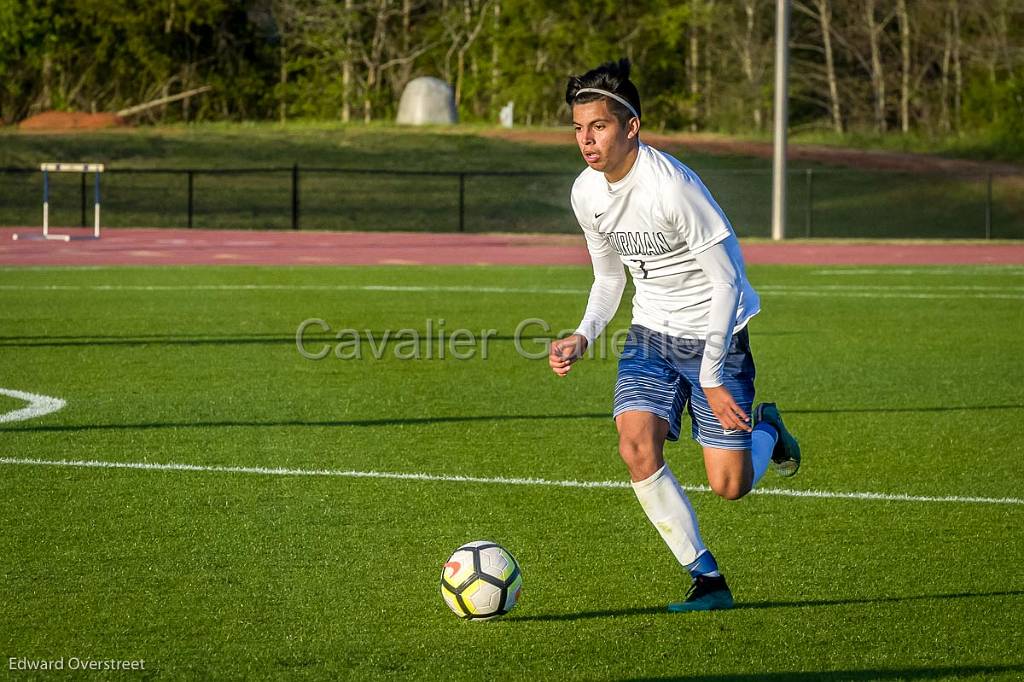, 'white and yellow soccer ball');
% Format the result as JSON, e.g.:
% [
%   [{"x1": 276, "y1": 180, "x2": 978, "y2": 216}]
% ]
[{"x1": 440, "y1": 540, "x2": 522, "y2": 620}]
